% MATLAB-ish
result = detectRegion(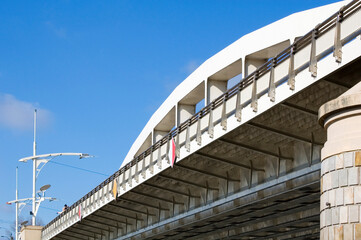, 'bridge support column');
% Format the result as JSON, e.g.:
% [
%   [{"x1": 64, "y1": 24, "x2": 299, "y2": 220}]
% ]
[
  {"x1": 19, "y1": 225, "x2": 43, "y2": 240},
  {"x1": 319, "y1": 82, "x2": 361, "y2": 239}
]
